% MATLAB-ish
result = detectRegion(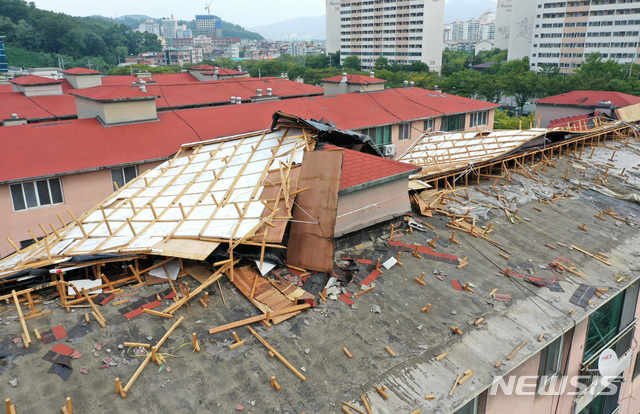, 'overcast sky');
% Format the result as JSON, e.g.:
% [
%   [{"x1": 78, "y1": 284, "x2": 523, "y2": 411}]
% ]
[
  {"x1": 31, "y1": 0, "x2": 494, "y2": 28},
  {"x1": 32, "y1": 0, "x2": 327, "y2": 28}
]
